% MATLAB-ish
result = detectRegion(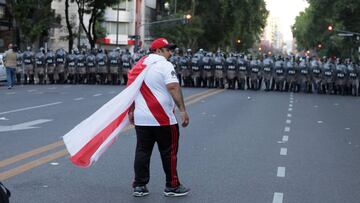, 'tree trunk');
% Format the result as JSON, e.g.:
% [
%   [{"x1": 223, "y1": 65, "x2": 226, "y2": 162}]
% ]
[{"x1": 65, "y1": 0, "x2": 74, "y2": 51}]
